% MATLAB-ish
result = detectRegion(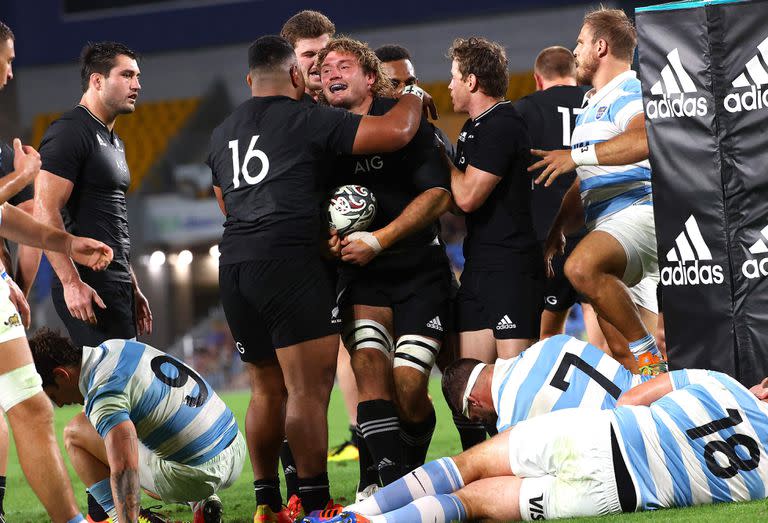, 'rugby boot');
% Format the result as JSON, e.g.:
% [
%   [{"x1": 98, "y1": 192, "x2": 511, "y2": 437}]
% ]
[
  {"x1": 328, "y1": 439, "x2": 359, "y2": 462},
  {"x1": 138, "y1": 505, "x2": 171, "y2": 523},
  {"x1": 303, "y1": 512, "x2": 371, "y2": 523},
  {"x1": 86, "y1": 517, "x2": 111, "y2": 523},
  {"x1": 193, "y1": 494, "x2": 223, "y2": 523},
  {"x1": 637, "y1": 351, "x2": 669, "y2": 375},
  {"x1": 307, "y1": 499, "x2": 344, "y2": 520},
  {"x1": 254, "y1": 504, "x2": 292, "y2": 523},
  {"x1": 285, "y1": 495, "x2": 306, "y2": 522}
]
